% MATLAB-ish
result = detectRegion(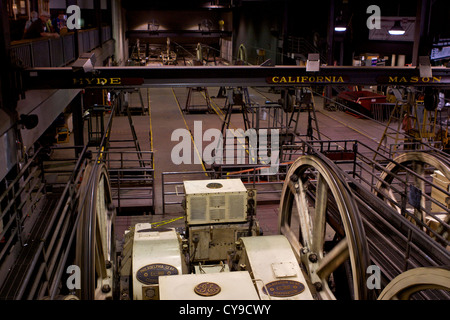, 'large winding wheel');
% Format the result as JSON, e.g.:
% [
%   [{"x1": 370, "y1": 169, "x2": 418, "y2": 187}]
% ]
[
  {"x1": 279, "y1": 155, "x2": 371, "y2": 300},
  {"x1": 76, "y1": 163, "x2": 116, "y2": 300},
  {"x1": 375, "y1": 152, "x2": 450, "y2": 245},
  {"x1": 378, "y1": 266, "x2": 450, "y2": 300}
]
